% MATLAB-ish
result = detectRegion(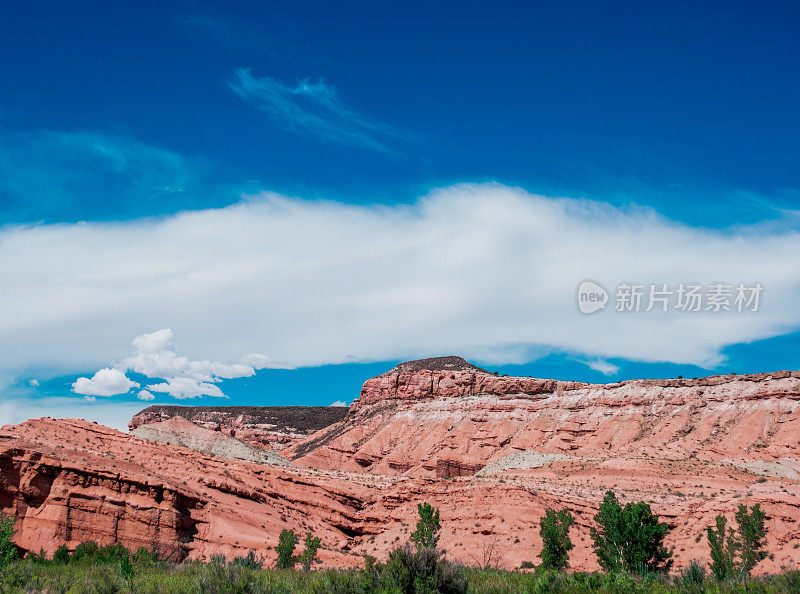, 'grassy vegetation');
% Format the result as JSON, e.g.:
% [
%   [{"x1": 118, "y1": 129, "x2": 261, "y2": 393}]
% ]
[{"x1": 2, "y1": 558, "x2": 800, "y2": 593}]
